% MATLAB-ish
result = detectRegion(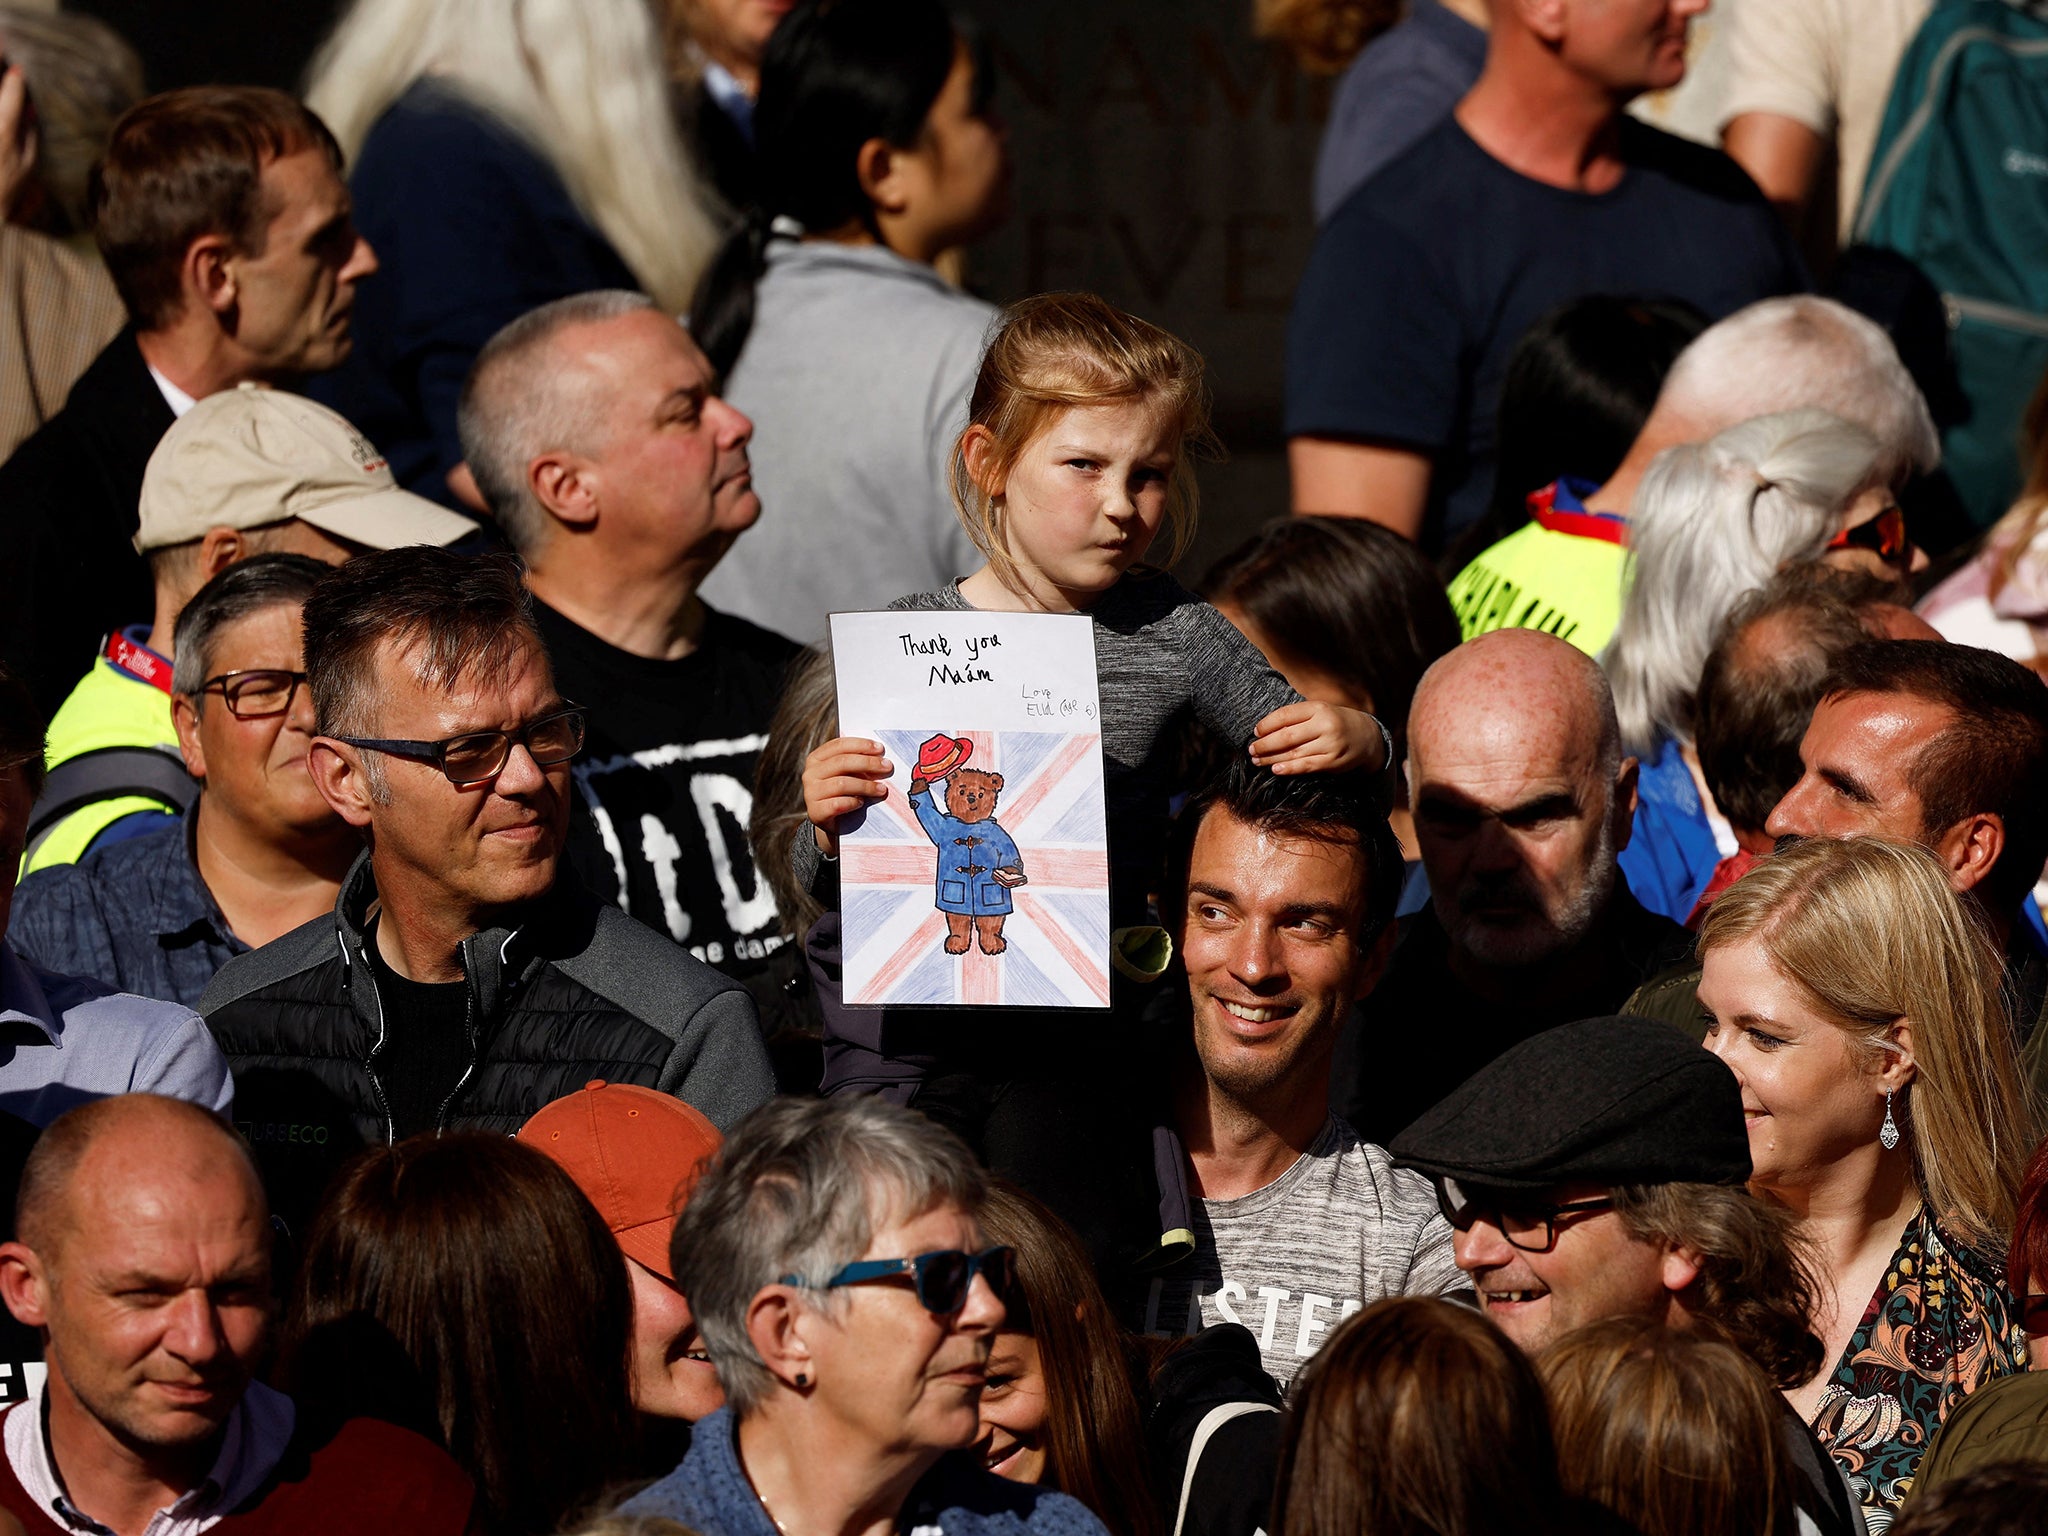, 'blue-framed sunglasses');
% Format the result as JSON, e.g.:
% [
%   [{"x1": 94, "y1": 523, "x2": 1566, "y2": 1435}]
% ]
[{"x1": 779, "y1": 1245, "x2": 1016, "y2": 1316}]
